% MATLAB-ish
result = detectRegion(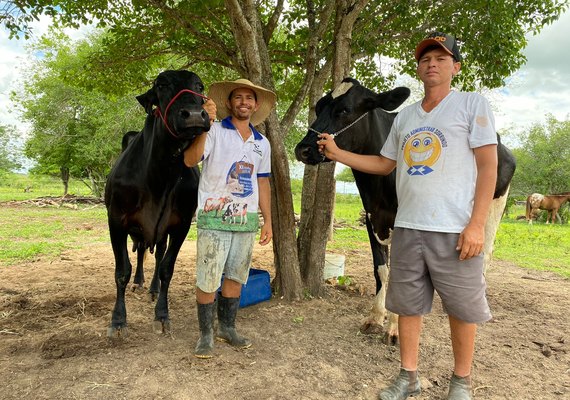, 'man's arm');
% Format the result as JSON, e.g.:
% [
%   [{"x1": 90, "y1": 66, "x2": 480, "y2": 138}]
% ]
[
  {"x1": 257, "y1": 176, "x2": 272, "y2": 246},
  {"x1": 456, "y1": 144, "x2": 498, "y2": 260},
  {"x1": 183, "y1": 99, "x2": 216, "y2": 167},
  {"x1": 317, "y1": 133, "x2": 396, "y2": 175}
]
